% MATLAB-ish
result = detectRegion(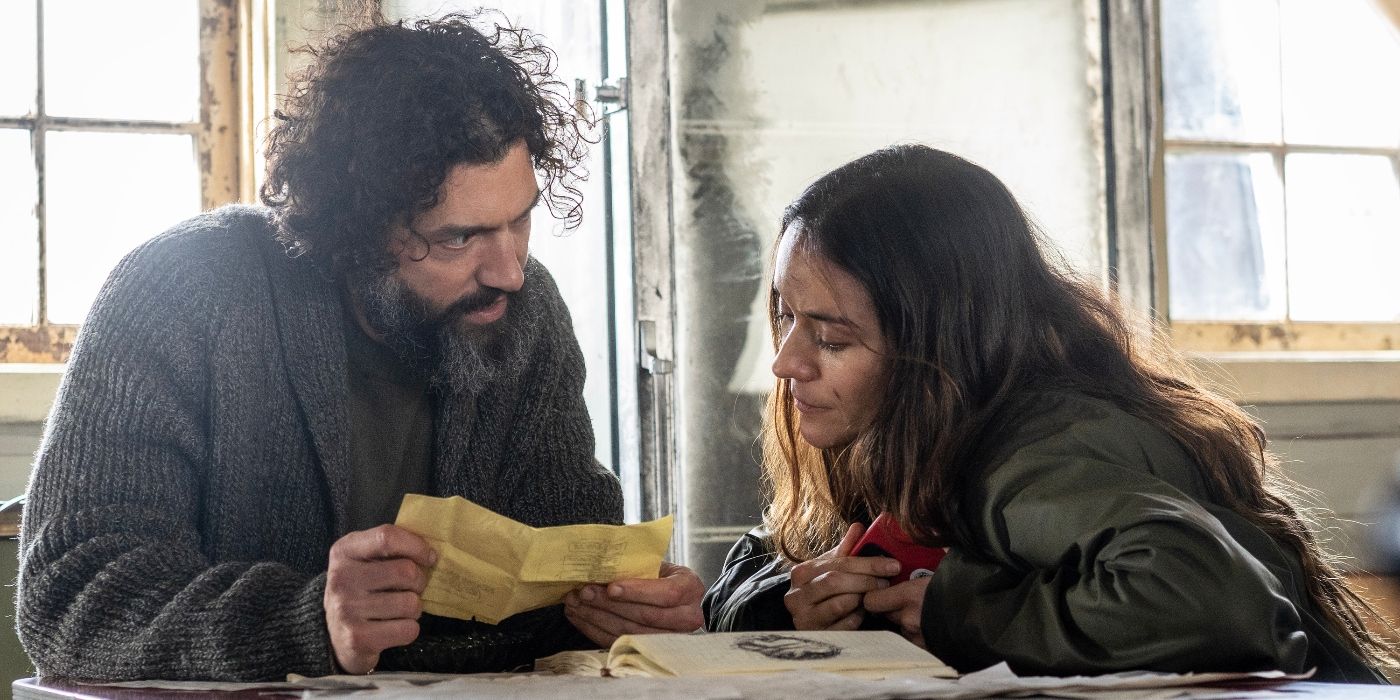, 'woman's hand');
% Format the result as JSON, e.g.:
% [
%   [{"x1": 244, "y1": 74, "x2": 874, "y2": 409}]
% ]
[
  {"x1": 784, "y1": 522, "x2": 901, "y2": 630},
  {"x1": 863, "y1": 576, "x2": 931, "y2": 648}
]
